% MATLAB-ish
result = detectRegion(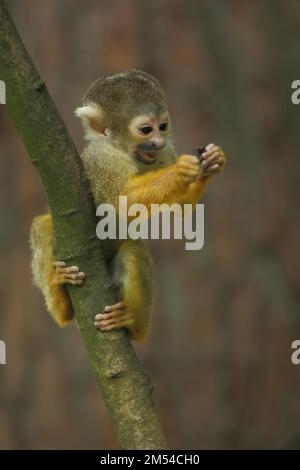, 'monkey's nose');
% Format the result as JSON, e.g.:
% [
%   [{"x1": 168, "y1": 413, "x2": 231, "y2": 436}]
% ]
[{"x1": 151, "y1": 140, "x2": 166, "y2": 151}]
